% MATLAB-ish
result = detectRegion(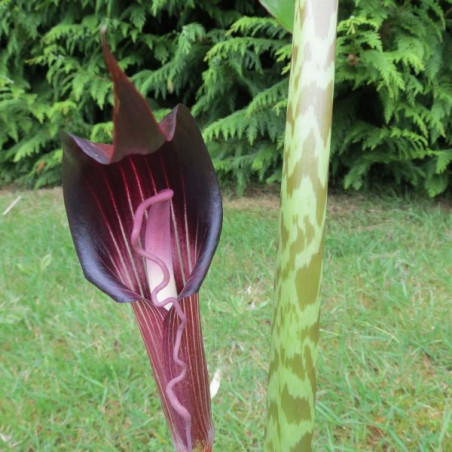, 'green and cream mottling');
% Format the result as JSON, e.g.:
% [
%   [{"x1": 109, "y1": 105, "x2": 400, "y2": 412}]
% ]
[{"x1": 264, "y1": 1, "x2": 338, "y2": 451}]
